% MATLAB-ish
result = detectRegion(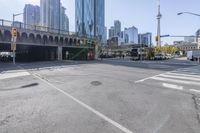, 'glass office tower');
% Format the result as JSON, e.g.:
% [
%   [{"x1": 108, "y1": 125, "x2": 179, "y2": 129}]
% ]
[{"x1": 75, "y1": 0, "x2": 105, "y2": 43}]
